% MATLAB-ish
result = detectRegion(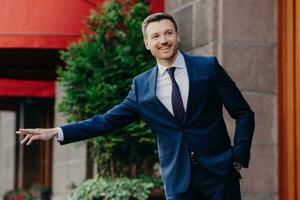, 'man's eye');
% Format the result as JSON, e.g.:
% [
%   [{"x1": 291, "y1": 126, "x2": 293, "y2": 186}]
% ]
[{"x1": 152, "y1": 35, "x2": 158, "y2": 39}]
